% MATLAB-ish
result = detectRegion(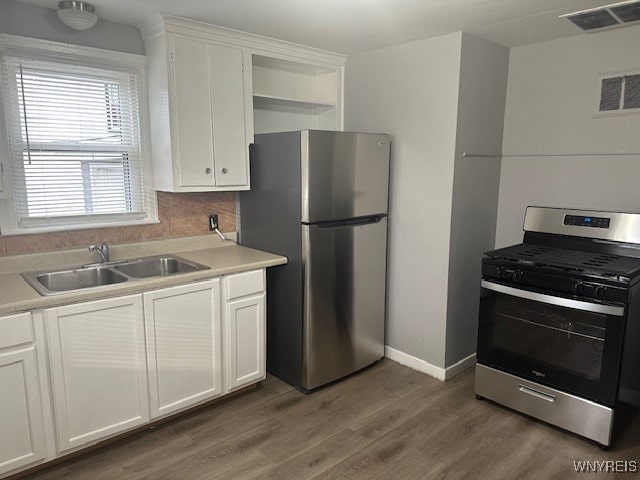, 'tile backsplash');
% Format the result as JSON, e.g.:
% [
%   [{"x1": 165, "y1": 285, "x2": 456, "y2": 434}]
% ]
[{"x1": 0, "y1": 191, "x2": 235, "y2": 257}]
